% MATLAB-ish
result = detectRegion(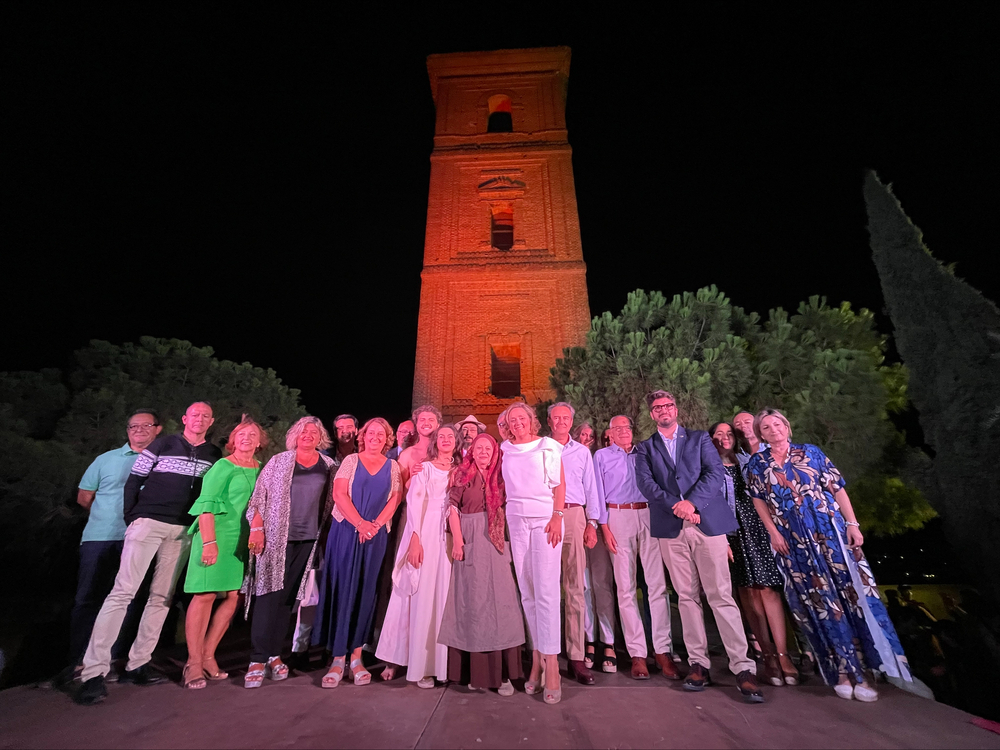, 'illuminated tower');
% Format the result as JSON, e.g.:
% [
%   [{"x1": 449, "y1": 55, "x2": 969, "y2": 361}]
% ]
[{"x1": 412, "y1": 47, "x2": 592, "y2": 429}]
